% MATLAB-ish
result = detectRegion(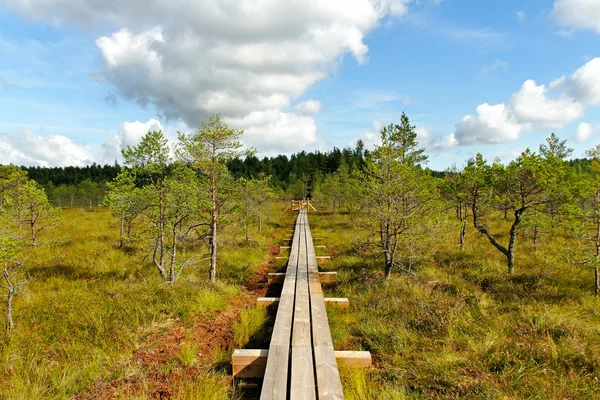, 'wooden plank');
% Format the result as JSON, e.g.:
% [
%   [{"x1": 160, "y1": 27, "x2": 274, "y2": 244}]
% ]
[
  {"x1": 334, "y1": 351, "x2": 372, "y2": 368},
  {"x1": 319, "y1": 271, "x2": 337, "y2": 283},
  {"x1": 268, "y1": 271, "x2": 337, "y2": 284},
  {"x1": 233, "y1": 350, "x2": 371, "y2": 379},
  {"x1": 261, "y1": 212, "x2": 303, "y2": 399},
  {"x1": 256, "y1": 296, "x2": 347, "y2": 309},
  {"x1": 304, "y1": 211, "x2": 345, "y2": 399},
  {"x1": 324, "y1": 298, "x2": 349, "y2": 309},
  {"x1": 260, "y1": 345, "x2": 290, "y2": 398},
  {"x1": 232, "y1": 349, "x2": 268, "y2": 378},
  {"x1": 289, "y1": 212, "x2": 316, "y2": 397},
  {"x1": 256, "y1": 297, "x2": 280, "y2": 307},
  {"x1": 291, "y1": 347, "x2": 317, "y2": 399},
  {"x1": 267, "y1": 272, "x2": 286, "y2": 284},
  {"x1": 316, "y1": 256, "x2": 331, "y2": 259},
  {"x1": 313, "y1": 346, "x2": 344, "y2": 400}
]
